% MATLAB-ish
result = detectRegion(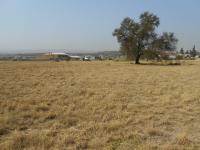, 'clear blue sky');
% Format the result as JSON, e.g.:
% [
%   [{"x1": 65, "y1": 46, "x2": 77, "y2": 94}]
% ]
[{"x1": 0, "y1": 0, "x2": 200, "y2": 53}]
